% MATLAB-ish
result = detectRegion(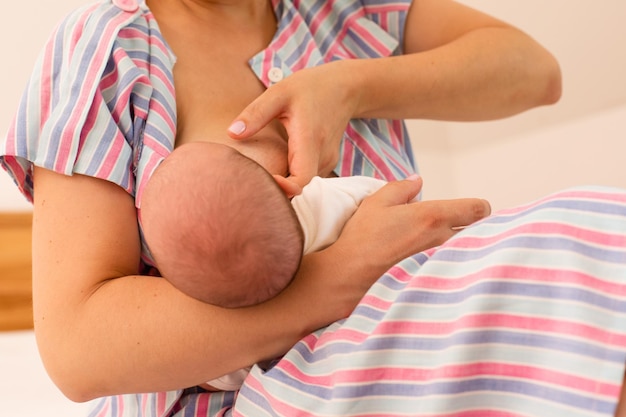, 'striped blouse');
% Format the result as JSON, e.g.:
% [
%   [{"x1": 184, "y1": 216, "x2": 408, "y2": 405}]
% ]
[{"x1": 0, "y1": 0, "x2": 415, "y2": 212}]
